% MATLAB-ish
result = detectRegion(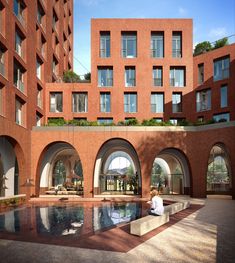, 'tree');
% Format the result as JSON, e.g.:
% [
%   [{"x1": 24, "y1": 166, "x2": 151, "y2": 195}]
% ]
[
  {"x1": 194, "y1": 41, "x2": 212, "y2": 56},
  {"x1": 84, "y1": 72, "x2": 91, "y2": 81},
  {"x1": 63, "y1": 70, "x2": 81, "y2": 83},
  {"x1": 214, "y1": 37, "x2": 228, "y2": 49}
]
